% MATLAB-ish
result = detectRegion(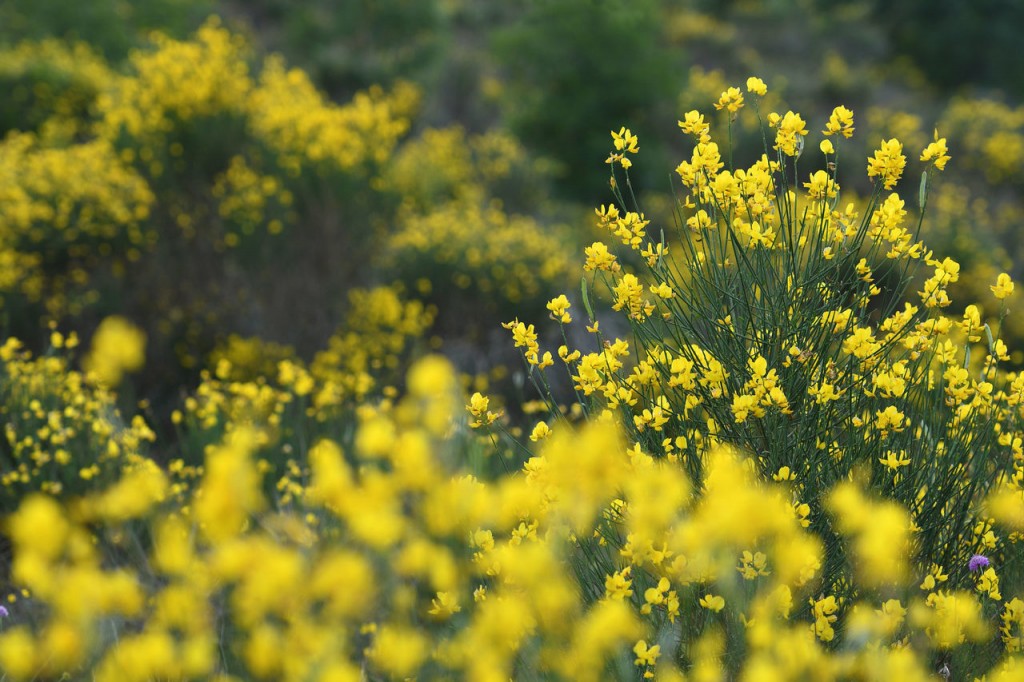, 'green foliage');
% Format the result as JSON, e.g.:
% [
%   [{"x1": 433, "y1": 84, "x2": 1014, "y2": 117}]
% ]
[
  {"x1": 0, "y1": 0, "x2": 214, "y2": 62},
  {"x1": 228, "y1": 0, "x2": 449, "y2": 96},
  {"x1": 492, "y1": 0, "x2": 682, "y2": 201},
  {"x1": 865, "y1": 0, "x2": 1024, "y2": 98}
]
